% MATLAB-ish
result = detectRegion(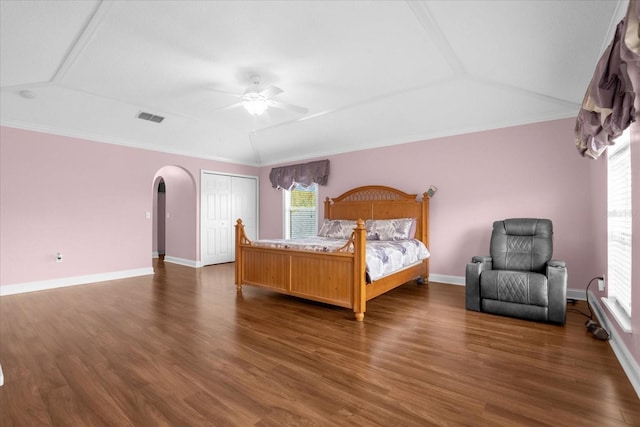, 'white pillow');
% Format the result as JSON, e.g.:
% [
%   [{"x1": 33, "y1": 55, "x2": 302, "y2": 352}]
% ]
[
  {"x1": 317, "y1": 219, "x2": 356, "y2": 239},
  {"x1": 365, "y1": 218, "x2": 416, "y2": 241}
]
